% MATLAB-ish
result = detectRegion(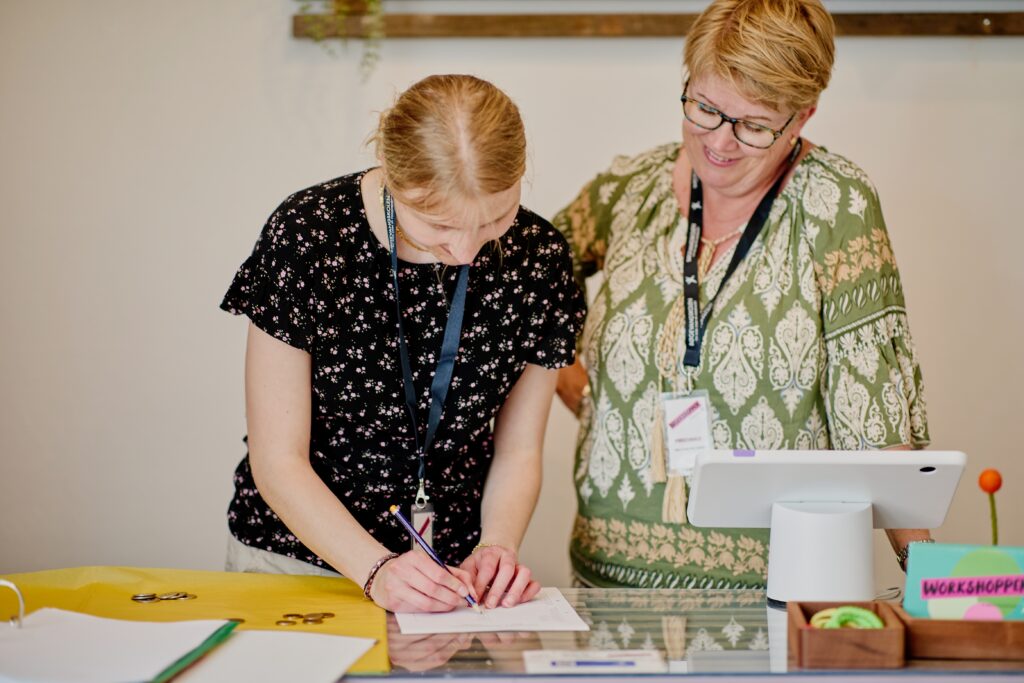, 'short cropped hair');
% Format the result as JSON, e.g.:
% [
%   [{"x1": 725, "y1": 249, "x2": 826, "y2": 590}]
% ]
[{"x1": 684, "y1": 0, "x2": 836, "y2": 112}]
